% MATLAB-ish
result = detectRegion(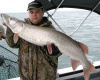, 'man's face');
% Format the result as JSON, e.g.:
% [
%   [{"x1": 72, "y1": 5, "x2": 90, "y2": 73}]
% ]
[{"x1": 28, "y1": 8, "x2": 44, "y2": 24}]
